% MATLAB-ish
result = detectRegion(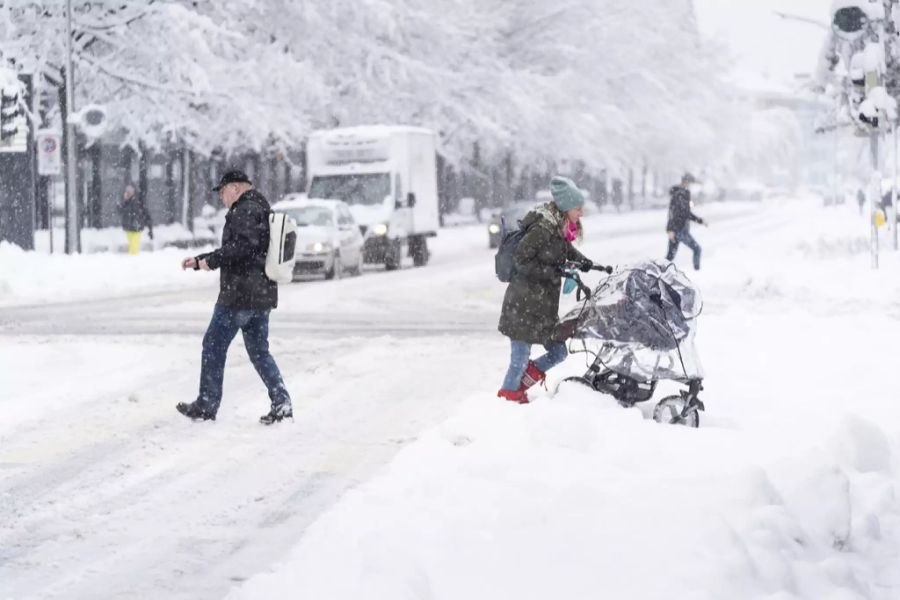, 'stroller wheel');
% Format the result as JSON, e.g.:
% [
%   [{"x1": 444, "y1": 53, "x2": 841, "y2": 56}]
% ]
[{"x1": 653, "y1": 395, "x2": 700, "y2": 428}]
